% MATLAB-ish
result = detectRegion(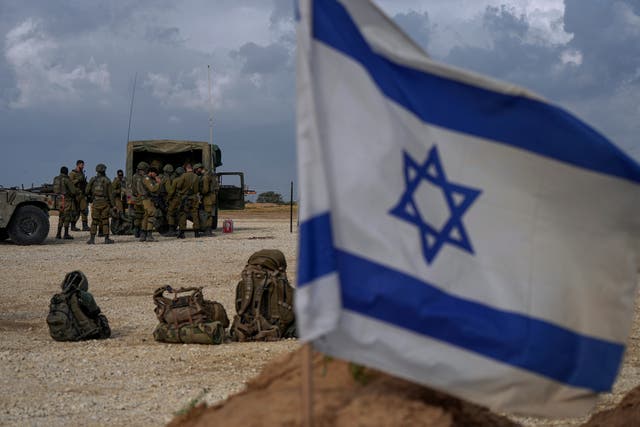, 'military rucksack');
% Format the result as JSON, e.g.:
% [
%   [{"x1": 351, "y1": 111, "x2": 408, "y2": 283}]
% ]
[
  {"x1": 152, "y1": 286, "x2": 229, "y2": 345},
  {"x1": 230, "y1": 249, "x2": 296, "y2": 342},
  {"x1": 53, "y1": 175, "x2": 63, "y2": 194},
  {"x1": 46, "y1": 271, "x2": 111, "y2": 342}
]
